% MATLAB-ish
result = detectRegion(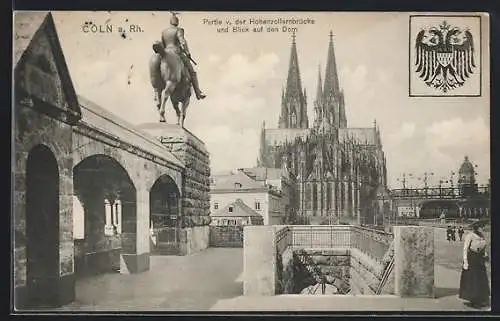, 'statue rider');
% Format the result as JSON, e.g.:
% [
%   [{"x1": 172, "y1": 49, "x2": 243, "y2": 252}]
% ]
[{"x1": 161, "y1": 13, "x2": 206, "y2": 100}]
